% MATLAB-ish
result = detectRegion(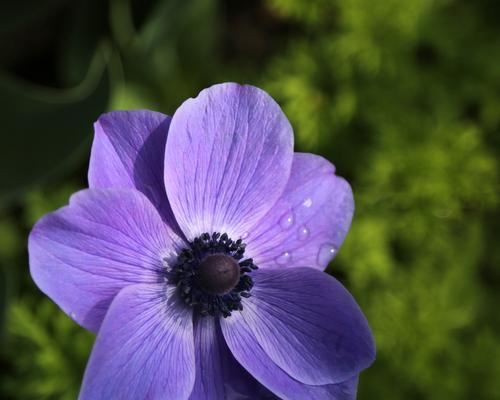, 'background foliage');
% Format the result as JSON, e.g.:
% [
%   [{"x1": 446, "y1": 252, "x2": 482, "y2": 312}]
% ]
[{"x1": 1, "y1": 0, "x2": 499, "y2": 399}]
